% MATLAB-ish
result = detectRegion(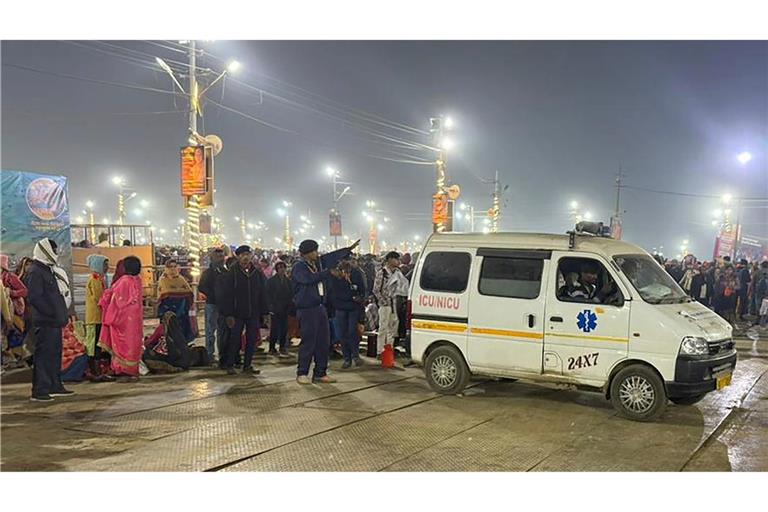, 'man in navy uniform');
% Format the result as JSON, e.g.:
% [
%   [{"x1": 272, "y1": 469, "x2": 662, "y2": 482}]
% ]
[{"x1": 292, "y1": 238, "x2": 359, "y2": 384}]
